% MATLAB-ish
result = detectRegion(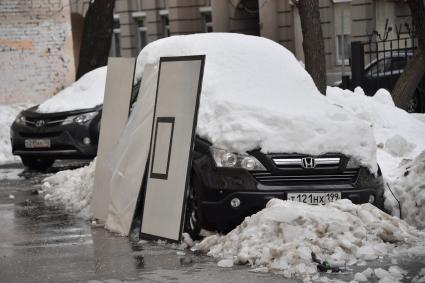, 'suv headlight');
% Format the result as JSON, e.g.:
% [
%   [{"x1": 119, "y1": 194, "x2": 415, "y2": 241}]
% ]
[
  {"x1": 15, "y1": 113, "x2": 26, "y2": 125},
  {"x1": 62, "y1": 111, "x2": 98, "y2": 125},
  {"x1": 210, "y1": 147, "x2": 266, "y2": 171}
]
